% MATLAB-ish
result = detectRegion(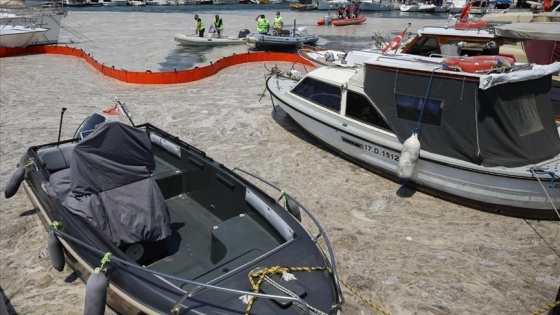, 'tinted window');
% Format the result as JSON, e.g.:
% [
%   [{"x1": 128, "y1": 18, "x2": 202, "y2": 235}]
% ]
[
  {"x1": 346, "y1": 90, "x2": 392, "y2": 132},
  {"x1": 407, "y1": 37, "x2": 439, "y2": 56},
  {"x1": 395, "y1": 94, "x2": 444, "y2": 126},
  {"x1": 292, "y1": 78, "x2": 341, "y2": 112}
]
